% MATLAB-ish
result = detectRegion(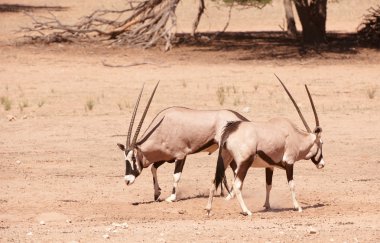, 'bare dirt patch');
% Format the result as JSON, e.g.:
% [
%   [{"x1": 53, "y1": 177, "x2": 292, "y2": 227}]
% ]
[{"x1": 1, "y1": 1, "x2": 379, "y2": 242}]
